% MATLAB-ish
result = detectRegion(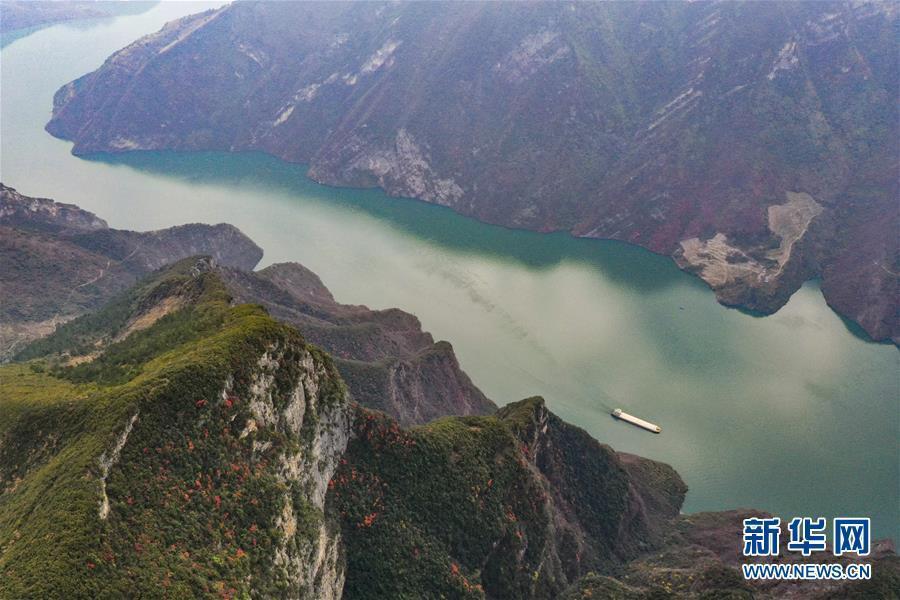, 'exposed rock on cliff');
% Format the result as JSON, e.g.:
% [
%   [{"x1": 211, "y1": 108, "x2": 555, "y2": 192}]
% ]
[
  {"x1": 0, "y1": 259, "x2": 352, "y2": 598},
  {"x1": 45, "y1": 1, "x2": 899, "y2": 342},
  {"x1": 220, "y1": 262, "x2": 496, "y2": 425},
  {"x1": 675, "y1": 191, "x2": 825, "y2": 313}
]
